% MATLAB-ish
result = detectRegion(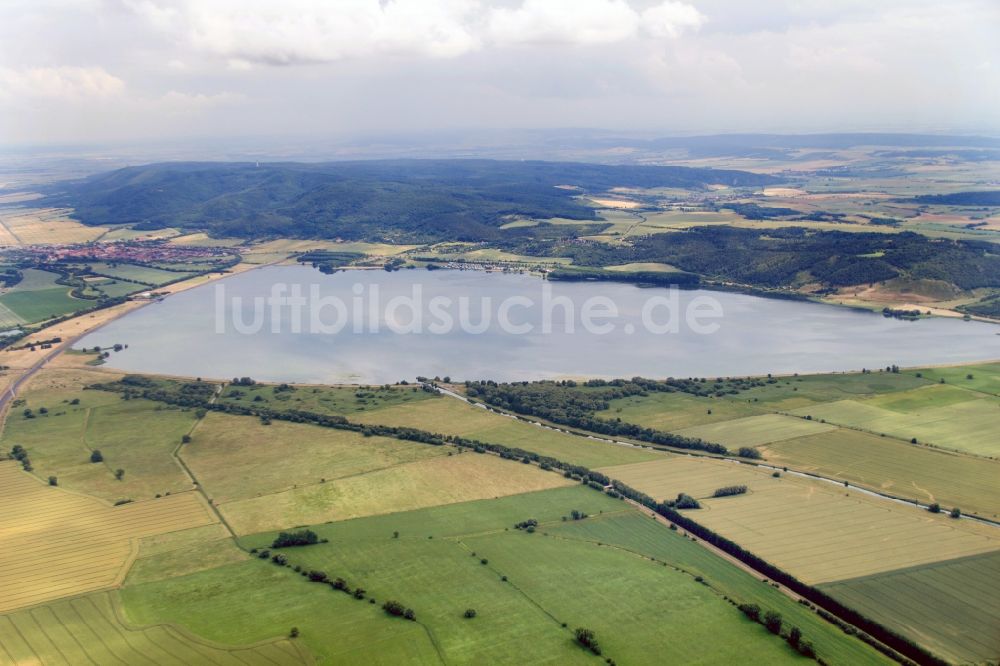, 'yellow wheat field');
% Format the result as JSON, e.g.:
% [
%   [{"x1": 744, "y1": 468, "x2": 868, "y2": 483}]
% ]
[{"x1": 0, "y1": 462, "x2": 216, "y2": 613}]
